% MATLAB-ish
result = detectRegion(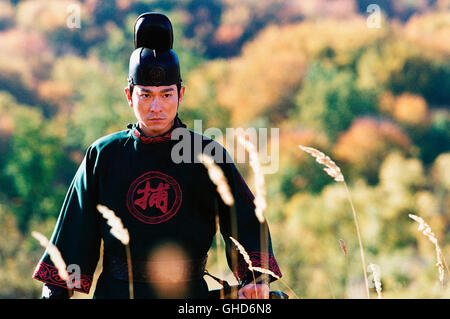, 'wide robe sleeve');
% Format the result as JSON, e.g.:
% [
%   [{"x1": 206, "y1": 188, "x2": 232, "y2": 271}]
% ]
[
  {"x1": 32, "y1": 145, "x2": 102, "y2": 294},
  {"x1": 215, "y1": 155, "x2": 282, "y2": 286}
]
